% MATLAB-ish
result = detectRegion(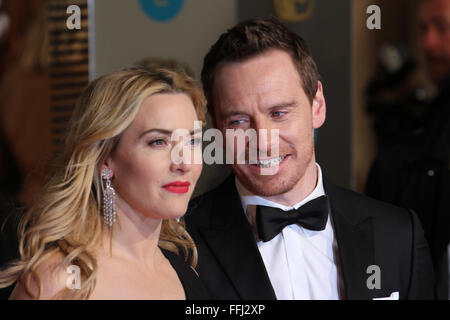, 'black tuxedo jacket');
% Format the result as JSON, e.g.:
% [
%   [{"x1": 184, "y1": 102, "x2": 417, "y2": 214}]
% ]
[{"x1": 185, "y1": 174, "x2": 435, "y2": 300}]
